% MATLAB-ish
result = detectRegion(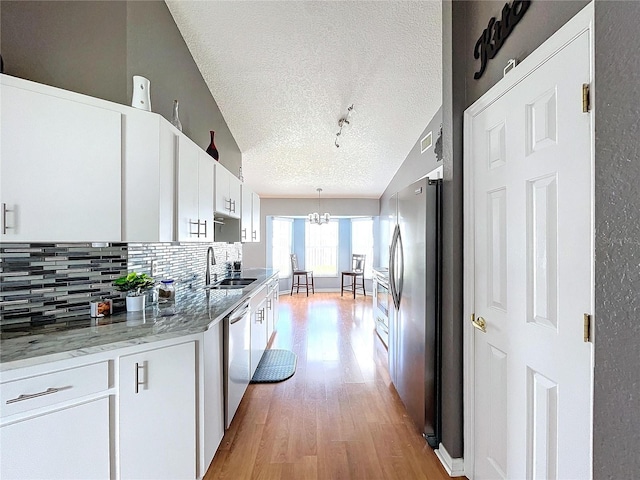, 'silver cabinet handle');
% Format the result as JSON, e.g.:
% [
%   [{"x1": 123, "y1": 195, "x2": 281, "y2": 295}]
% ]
[
  {"x1": 135, "y1": 362, "x2": 145, "y2": 393},
  {"x1": 189, "y1": 219, "x2": 200, "y2": 237},
  {"x1": 231, "y1": 200, "x2": 236, "y2": 213},
  {"x1": 267, "y1": 299, "x2": 272, "y2": 310},
  {"x1": 257, "y1": 308, "x2": 265, "y2": 323},
  {"x1": 252, "y1": 230, "x2": 257, "y2": 241},
  {"x1": 2, "y1": 203, "x2": 12, "y2": 235},
  {"x1": 189, "y1": 219, "x2": 207, "y2": 238},
  {"x1": 6, "y1": 386, "x2": 69, "y2": 404},
  {"x1": 241, "y1": 228, "x2": 247, "y2": 241}
]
